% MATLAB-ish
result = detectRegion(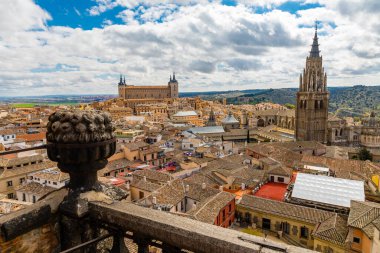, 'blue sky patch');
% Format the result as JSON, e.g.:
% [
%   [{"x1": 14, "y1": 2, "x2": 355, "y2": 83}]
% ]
[{"x1": 31, "y1": 63, "x2": 80, "y2": 73}]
